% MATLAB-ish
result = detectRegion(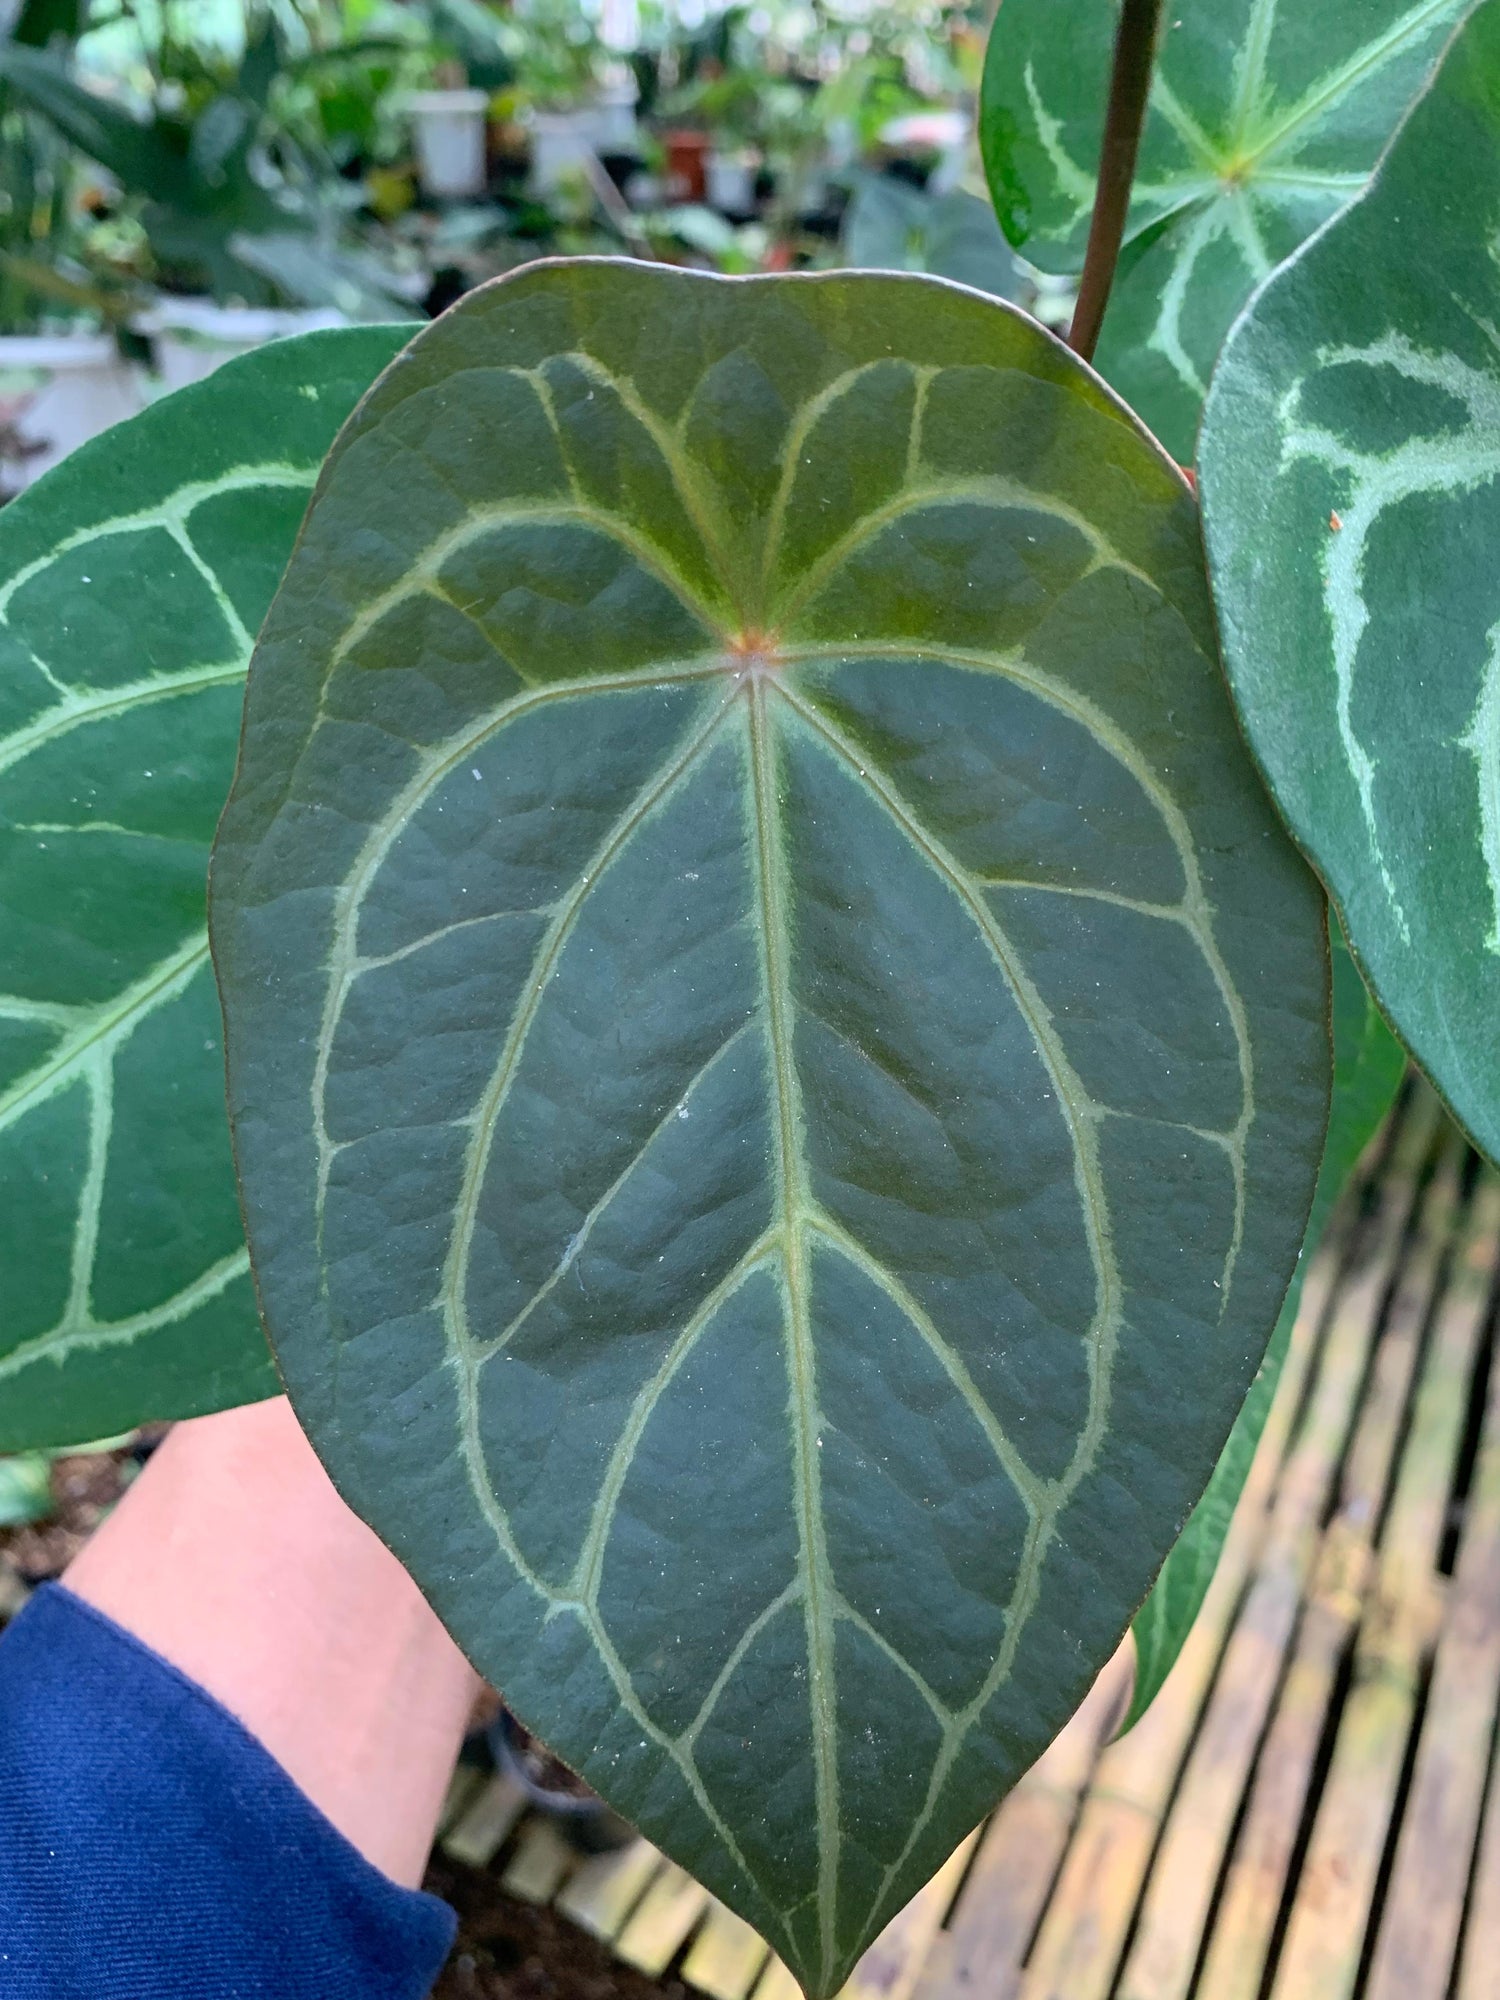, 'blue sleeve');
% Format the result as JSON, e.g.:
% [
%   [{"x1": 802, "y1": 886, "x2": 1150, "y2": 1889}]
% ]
[{"x1": 0, "y1": 1585, "x2": 456, "y2": 1999}]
